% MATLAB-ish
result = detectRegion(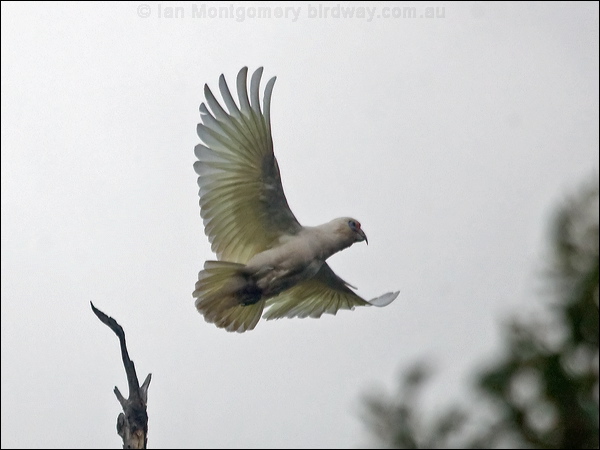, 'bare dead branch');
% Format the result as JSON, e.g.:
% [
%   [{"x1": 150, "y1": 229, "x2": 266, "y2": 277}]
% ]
[{"x1": 91, "y1": 302, "x2": 152, "y2": 449}]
